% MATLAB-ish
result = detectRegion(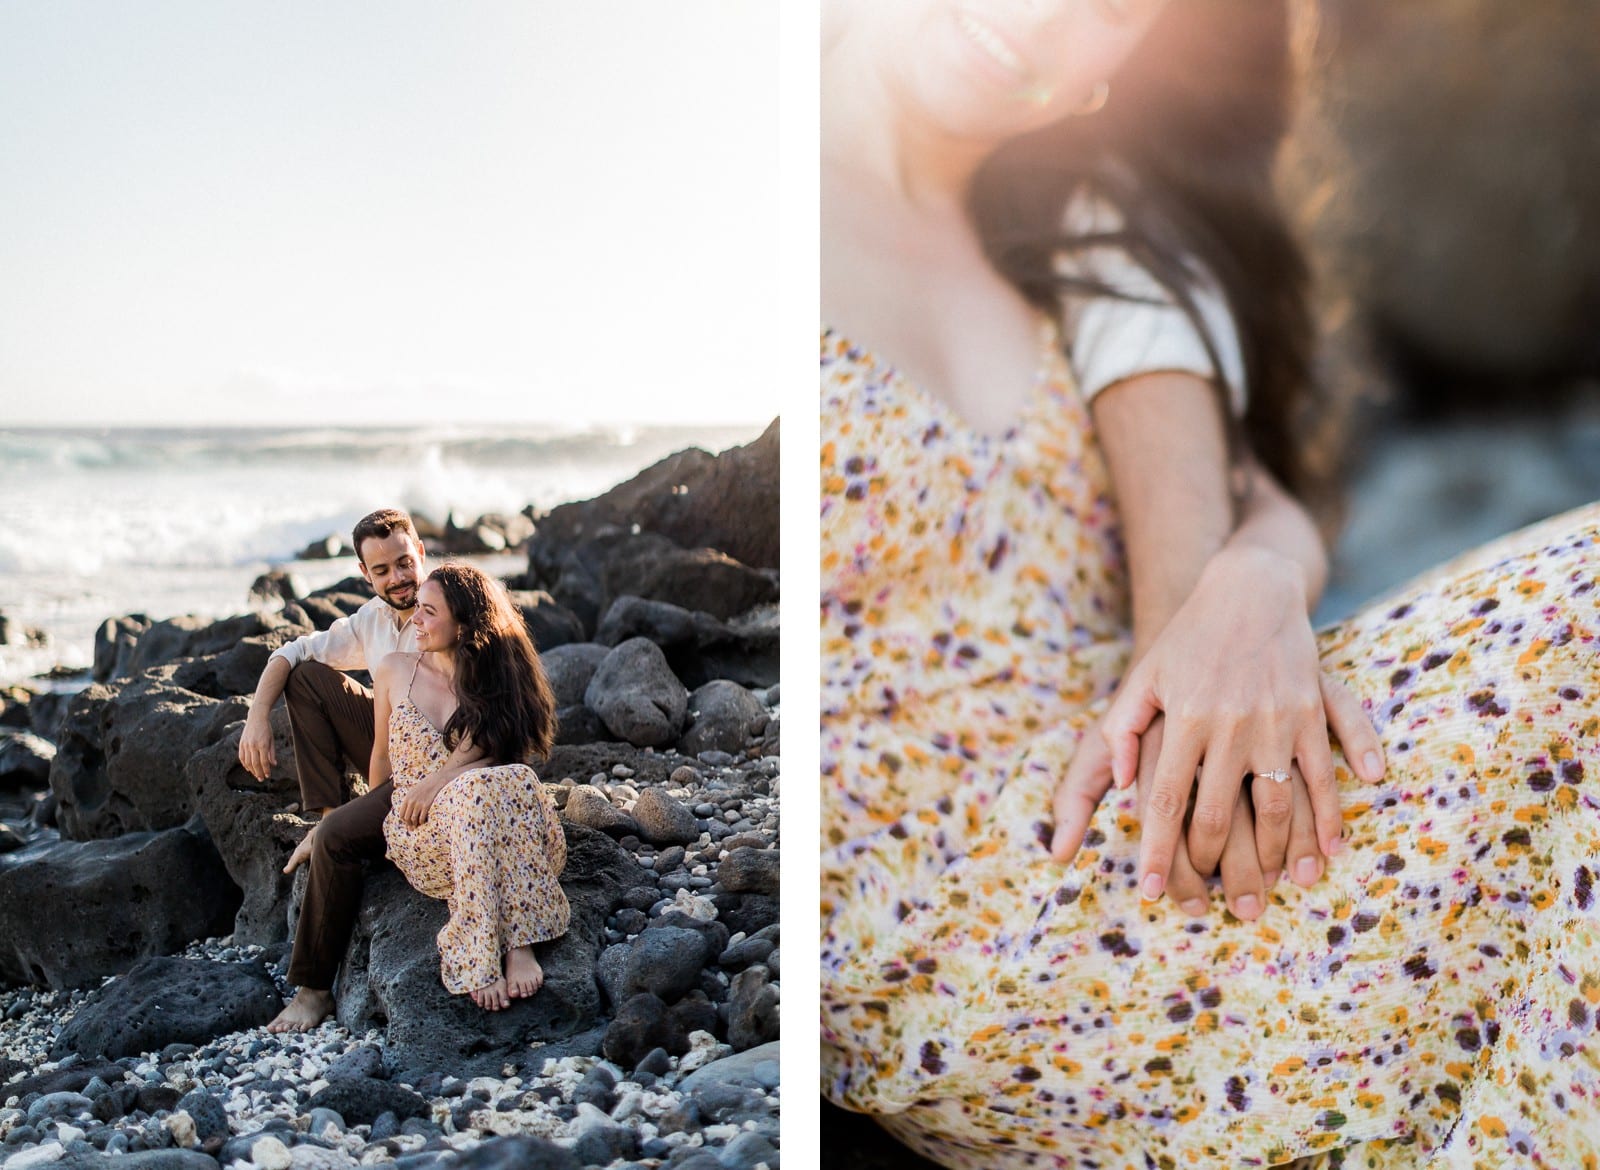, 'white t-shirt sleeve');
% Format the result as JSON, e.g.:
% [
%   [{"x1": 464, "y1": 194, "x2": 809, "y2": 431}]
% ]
[{"x1": 1054, "y1": 193, "x2": 1247, "y2": 415}]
